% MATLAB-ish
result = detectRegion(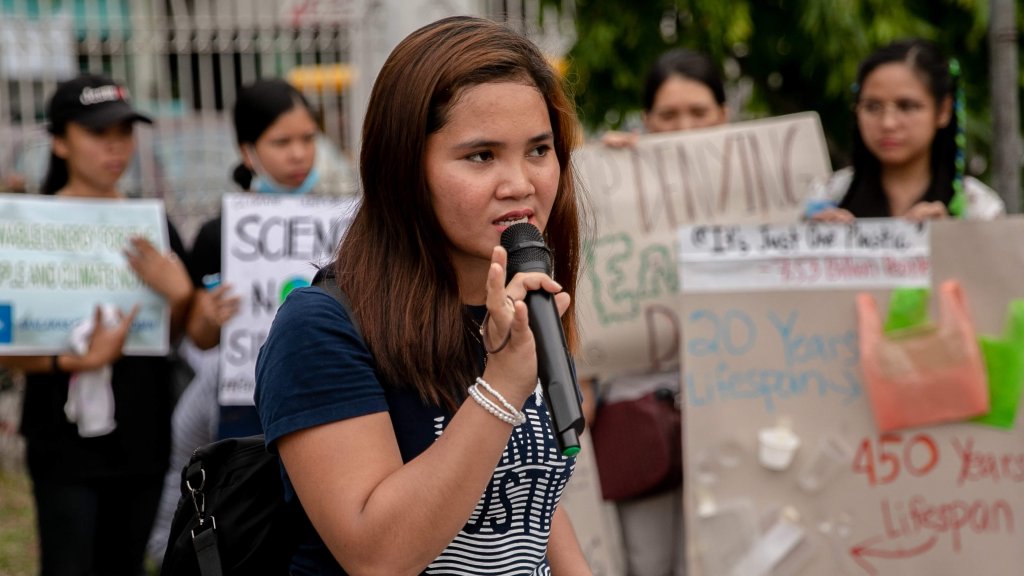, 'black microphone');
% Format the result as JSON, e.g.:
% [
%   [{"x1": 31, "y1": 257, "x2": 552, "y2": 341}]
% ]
[{"x1": 501, "y1": 223, "x2": 585, "y2": 456}]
